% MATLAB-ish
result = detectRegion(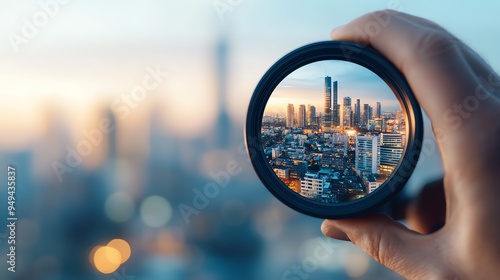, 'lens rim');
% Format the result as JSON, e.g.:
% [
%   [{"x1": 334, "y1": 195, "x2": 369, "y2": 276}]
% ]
[{"x1": 245, "y1": 41, "x2": 423, "y2": 219}]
